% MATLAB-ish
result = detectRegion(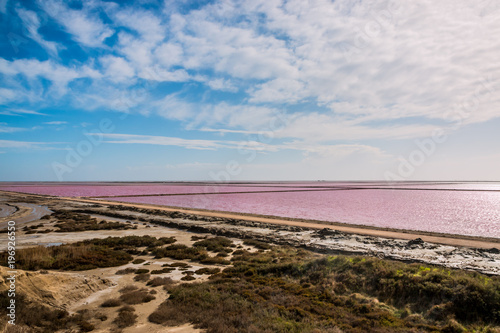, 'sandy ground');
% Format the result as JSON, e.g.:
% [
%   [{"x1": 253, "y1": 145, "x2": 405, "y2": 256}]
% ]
[
  {"x1": 64, "y1": 196, "x2": 500, "y2": 249},
  {"x1": 68, "y1": 257, "x2": 206, "y2": 333},
  {"x1": 63, "y1": 227, "x2": 244, "y2": 333}
]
